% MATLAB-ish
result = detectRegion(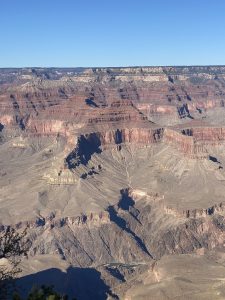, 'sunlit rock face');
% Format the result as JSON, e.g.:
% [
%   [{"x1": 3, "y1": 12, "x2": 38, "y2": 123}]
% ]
[{"x1": 2, "y1": 66, "x2": 225, "y2": 299}]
